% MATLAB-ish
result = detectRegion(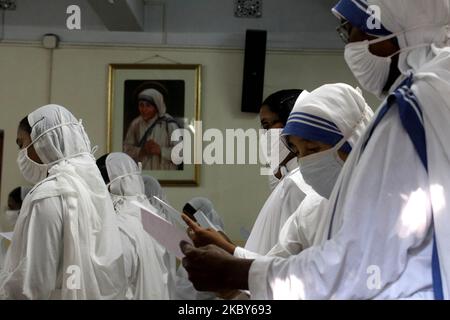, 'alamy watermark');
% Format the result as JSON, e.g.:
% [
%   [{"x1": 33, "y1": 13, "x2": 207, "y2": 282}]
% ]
[
  {"x1": 66, "y1": 265, "x2": 81, "y2": 290},
  {"x1": 366, "y1": 265, "x2": 382, "y2": 290},
  {"x1": 170, "y1": 122, "x2": 283, "y2": 176},
  {"x1": 66, "y1": 5, "x2": 81, "y2": 30},
  {"x1": 366, "y1": 5, "x2": 382, "y2": 31}
]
